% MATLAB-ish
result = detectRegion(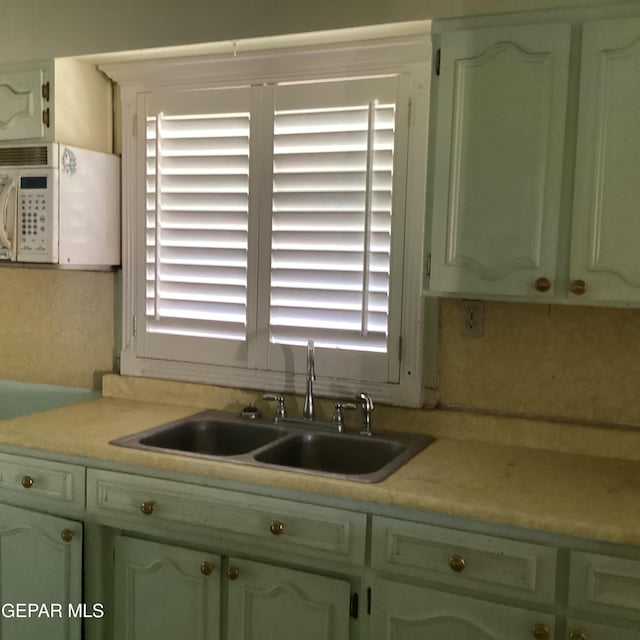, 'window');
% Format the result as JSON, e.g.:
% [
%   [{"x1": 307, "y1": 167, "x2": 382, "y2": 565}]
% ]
[{"x1": 108, "y1": 29, "x2": 430, "y2": 406}]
